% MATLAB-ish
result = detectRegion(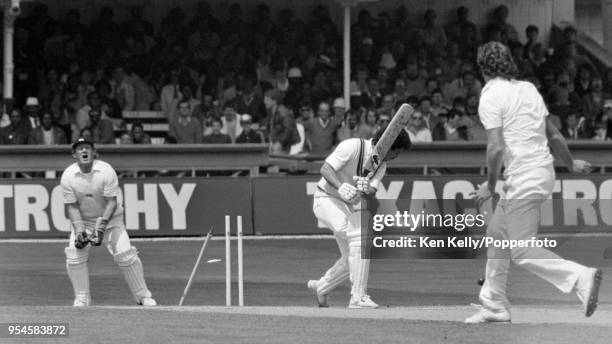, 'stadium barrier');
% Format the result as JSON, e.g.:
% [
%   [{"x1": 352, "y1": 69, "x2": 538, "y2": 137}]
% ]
[
  {"x1": 271, "y1": 141, "x2": 612, "y2": 174},
  {"x1": 0, "y1": 144, "x2": 269, "y2": 176},
  {"x1": 1, "y1": 174, "x2": 611, "y2": 238}
]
